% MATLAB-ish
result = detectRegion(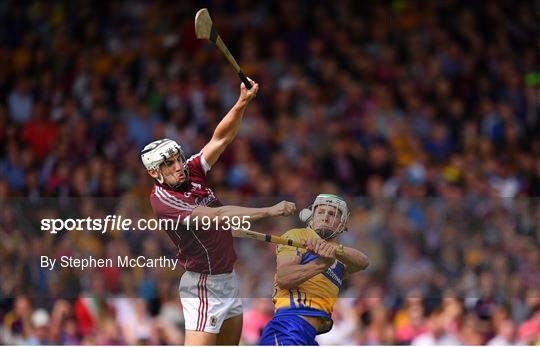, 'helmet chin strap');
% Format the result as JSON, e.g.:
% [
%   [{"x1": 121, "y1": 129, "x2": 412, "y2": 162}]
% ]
[
  {"x1": 315, "y1": 228, "x2": 338, "y2": 240},
  {"x1": 309, "y1": 221, "x2": 342, "y2": 240},
  {"x1": 156, "y1": 172, "x2": 165, "y2": 184},
  {"x1": 157, "y1": 167, "x2": 189, "y2": 190},
  {"x1": 309, "y1": 217, "x2": 348, "y2": 240},
  {"x1": 170, "y1": 179, "x2": 189, "y2": 190}
]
